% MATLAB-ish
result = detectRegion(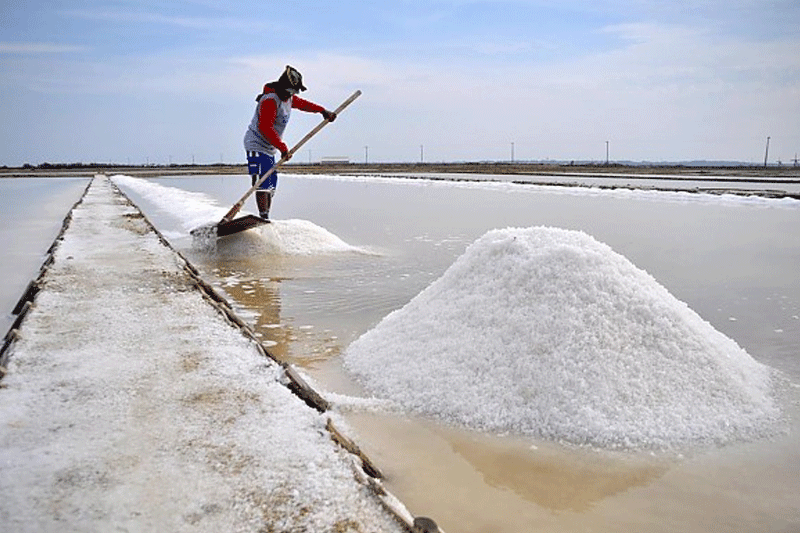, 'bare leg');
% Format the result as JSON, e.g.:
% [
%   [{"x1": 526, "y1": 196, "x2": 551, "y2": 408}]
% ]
[{"x1": 256, "y1": 190, "x2": 272, "y2": 220}]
